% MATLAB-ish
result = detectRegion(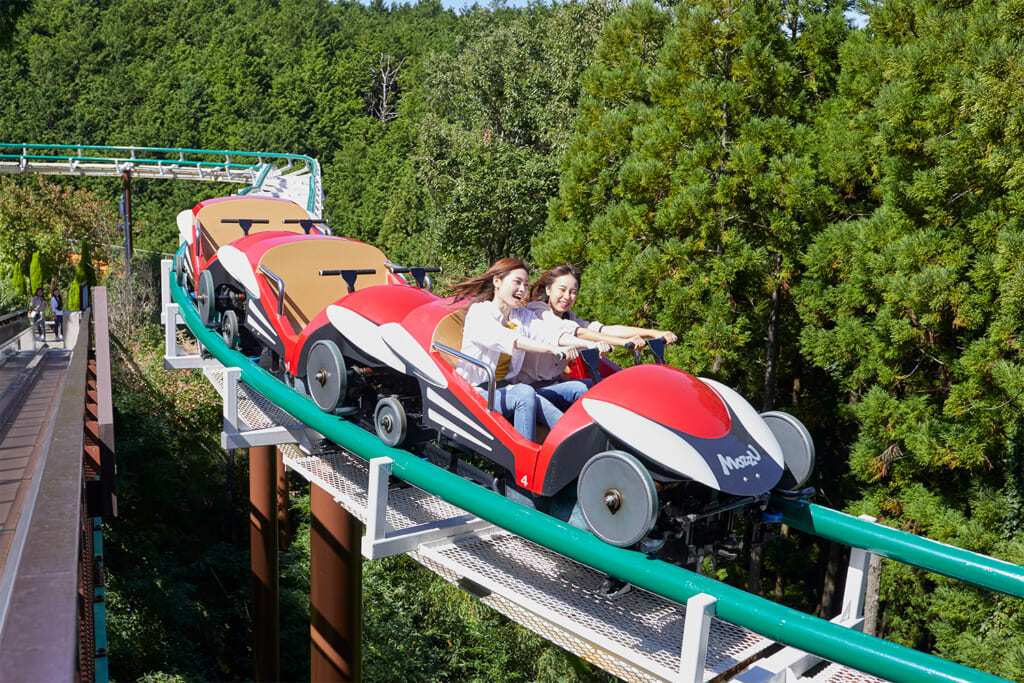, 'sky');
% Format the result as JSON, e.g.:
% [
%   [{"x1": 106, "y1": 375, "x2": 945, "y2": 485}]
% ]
[{"x1": 359, "y1": 0, "x2": 868, "y2": 26}]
